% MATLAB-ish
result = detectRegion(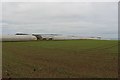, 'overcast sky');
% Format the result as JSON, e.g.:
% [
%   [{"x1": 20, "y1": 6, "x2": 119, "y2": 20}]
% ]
[{"x1": 2, "y1": 2, "x2": 118, "y2": 38}]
